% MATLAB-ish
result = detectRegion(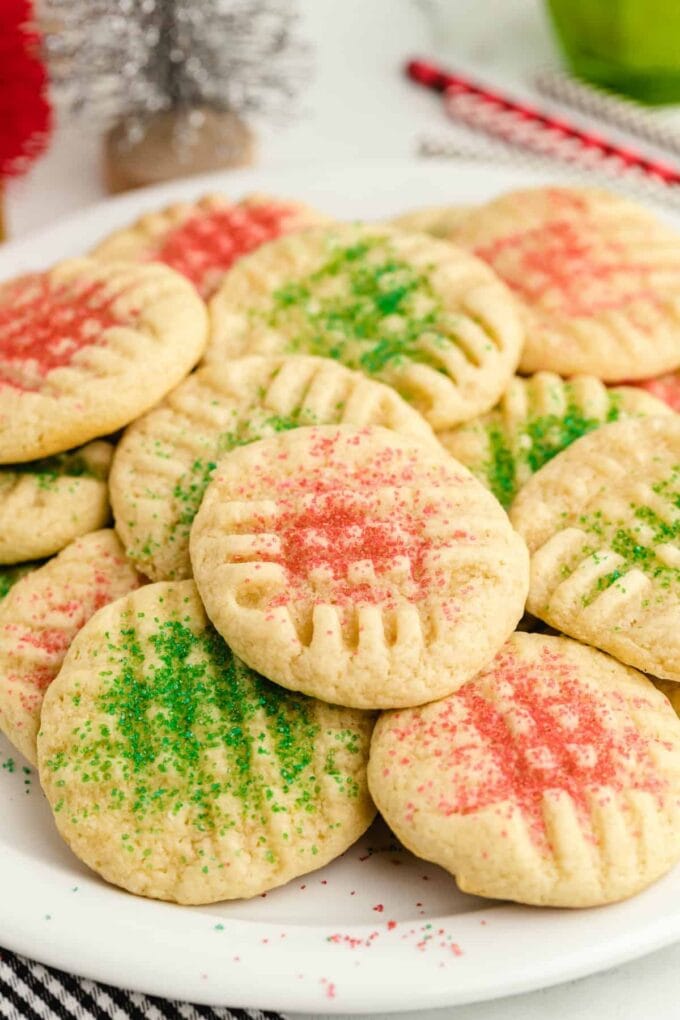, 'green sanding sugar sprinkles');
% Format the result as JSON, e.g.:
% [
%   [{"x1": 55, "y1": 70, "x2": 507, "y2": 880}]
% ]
[
  {"x1": 511, "y1": 416, "x2": 680, "y2": 683},
  {"x1": 36, "y1": 580, "x2": 375, "y2": 905},
  {"x1": 207, "y1": 224, "x2": 525, "y2": 429},
  {"x1": 439, "y1": 372, "x2": 672, "y2": 508},
  {"x1": 2, "y1": 442, "x2": 111, "y2": 491},
  {"x1": 169, "y1": 409, "x2": 308, "y2": 544},
  {"x1": 575, "y1": 467, "x2": 680, "y2": 606},
  {"x1": 269, "y1": 241, "x2": 447, "y2": 373},
  {"x1": 125, "y1": 408, "x2": 308, "y2": 572}
]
